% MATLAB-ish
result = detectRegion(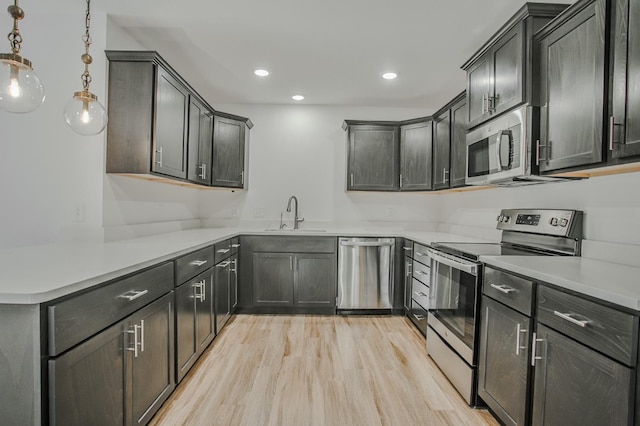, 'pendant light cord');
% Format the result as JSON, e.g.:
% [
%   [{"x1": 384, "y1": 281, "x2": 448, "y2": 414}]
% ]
[
  {"x1": 7, "y1": 0, "x2": 24, "y2": 54},
  {"x1": 81, "y1": 0, "x2": 93, "y2": 92}
]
